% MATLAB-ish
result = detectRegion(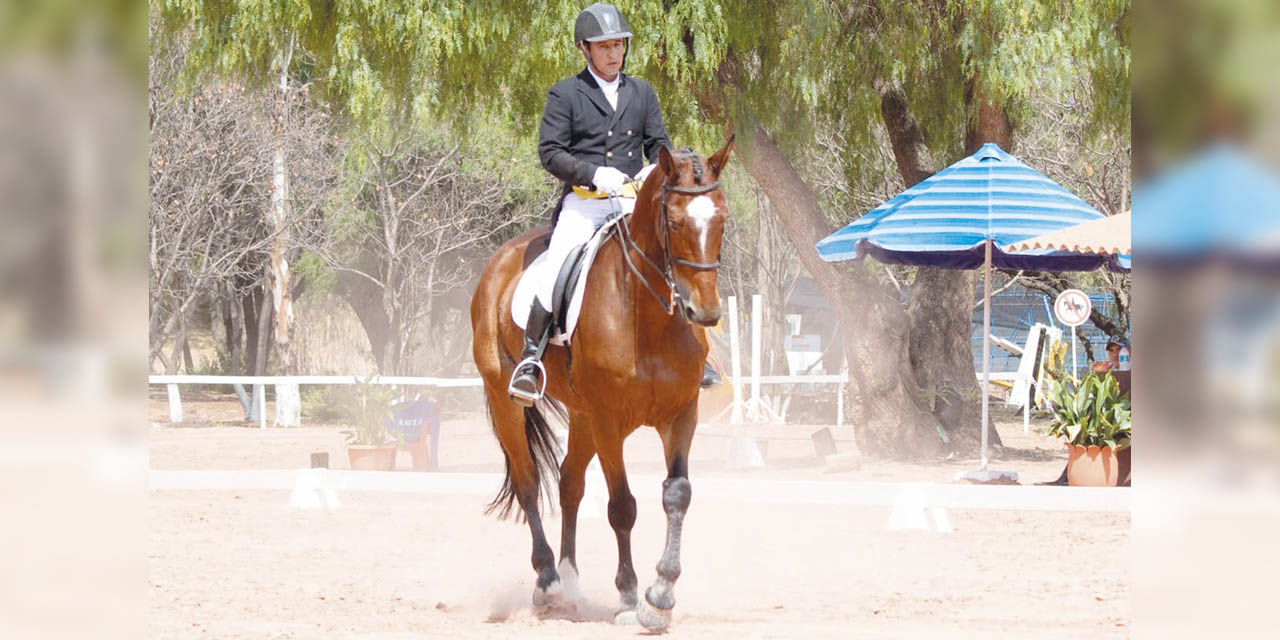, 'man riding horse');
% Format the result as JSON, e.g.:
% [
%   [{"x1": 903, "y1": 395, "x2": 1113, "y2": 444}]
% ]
[{"x1": 507, "y1": 2, "x2": 675, "y2": 404}]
